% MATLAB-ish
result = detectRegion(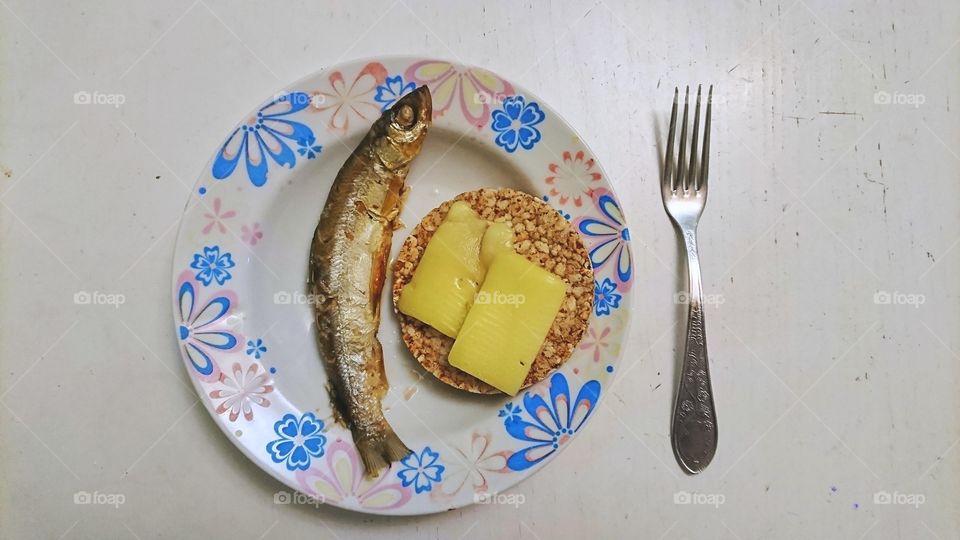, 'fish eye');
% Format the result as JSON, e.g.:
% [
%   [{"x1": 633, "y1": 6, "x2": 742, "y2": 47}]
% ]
[{"x1": 394, "y1": 104, "x2": 415, "y2": 128}]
